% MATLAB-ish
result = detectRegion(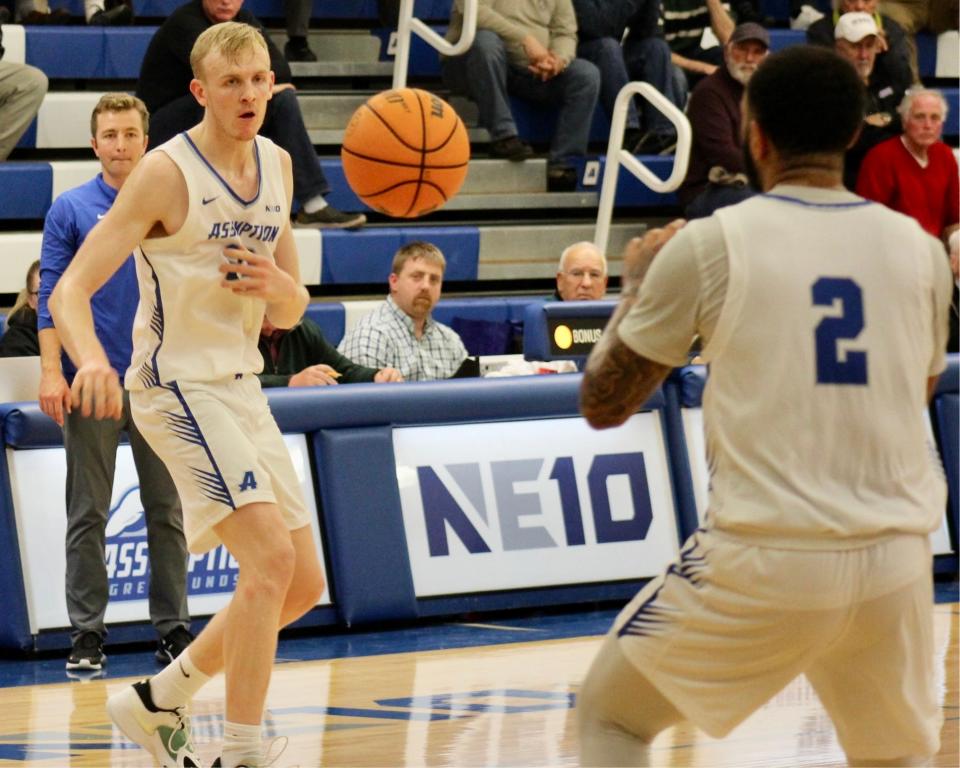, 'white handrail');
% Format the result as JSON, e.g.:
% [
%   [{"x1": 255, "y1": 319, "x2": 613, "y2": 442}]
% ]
[
  {"x1": 594, "y1": 83, "x2": 692, "y2": 255},
  {"x1": 392, "y1": 0, "x2": 478, "y2": 90}
]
